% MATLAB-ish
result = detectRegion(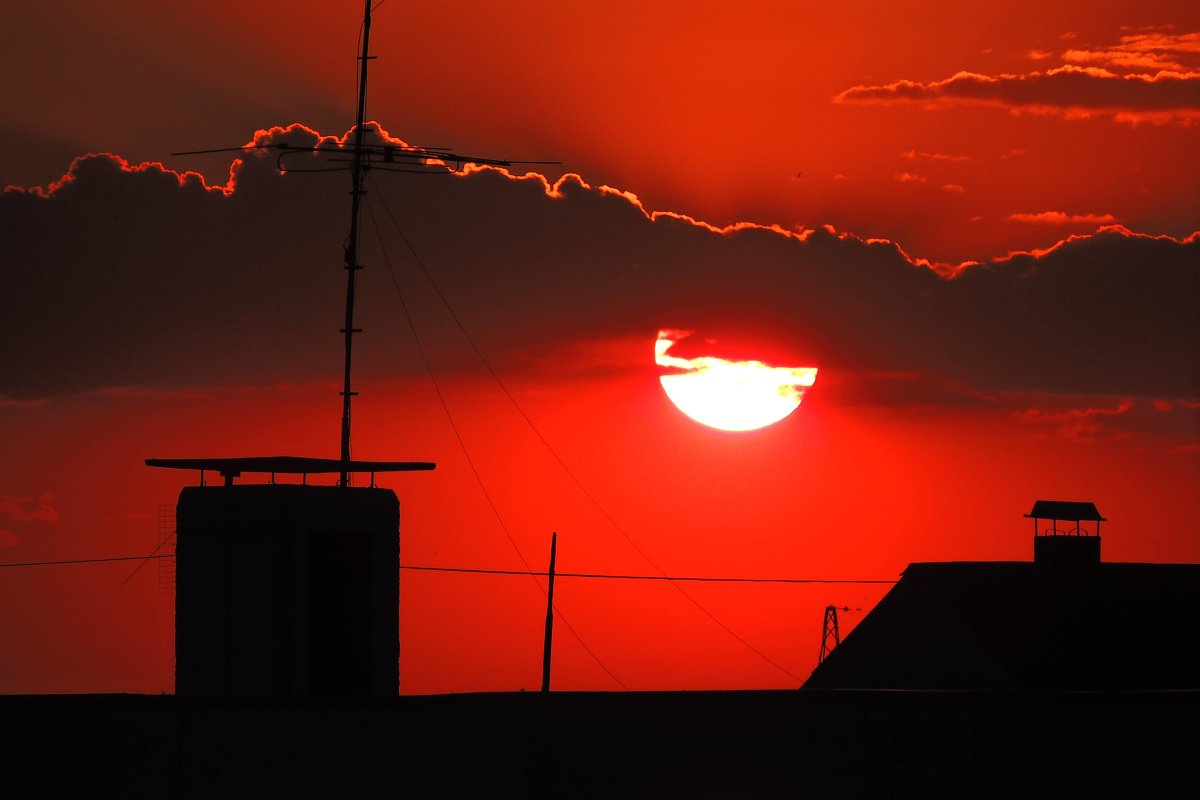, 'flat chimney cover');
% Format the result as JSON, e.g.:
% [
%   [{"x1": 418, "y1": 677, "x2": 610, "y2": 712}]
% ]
[{"x1": 1025, "y1": 500, "x2": 1106, "y2": 522}]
